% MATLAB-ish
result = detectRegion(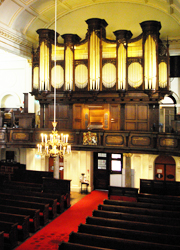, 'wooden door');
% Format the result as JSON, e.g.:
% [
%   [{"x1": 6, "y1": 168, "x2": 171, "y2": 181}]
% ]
[
  {"x1": 164, "y1": 107, "x2": 175, "y2": 132},
  {"x1": 94, "y1": 153, "x2": 110, "y2": 190},
  {"x1": 125, "y1": 104, "x2": 148, "y2": 131},
  {"x1": 166, "y1": 164, "x2": 175, "y2": 181},
  {"x1": 155, "y1": 155, "x2": 175, "y2": 181},
  {"x1": 110, "y1": 104, "x2": 120, "y2": 130},
  {"x1": 155, "y1": 164, "x2": 165, "y2": 180},
  {"x1": 73, "y1": 104, "x2": 83, "y2": 129}
]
